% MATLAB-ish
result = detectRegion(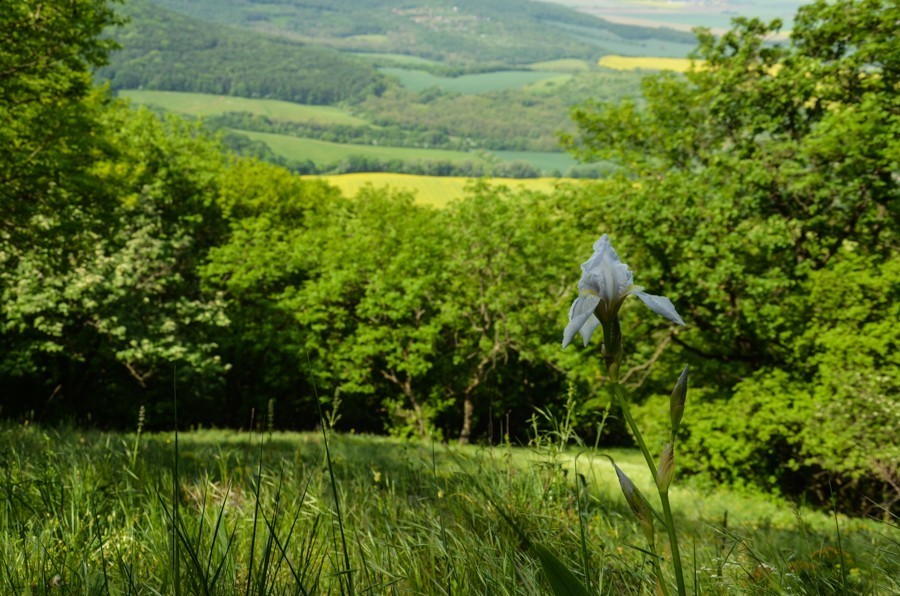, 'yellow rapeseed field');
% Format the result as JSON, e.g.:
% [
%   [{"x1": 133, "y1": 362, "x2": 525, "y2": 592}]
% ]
[
  {"x1": 312, "y1": 173, "x2": 578, "y2": 207},
  {"x1": 598, "y1": 55, "x2": 701, "y2": 73}
]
